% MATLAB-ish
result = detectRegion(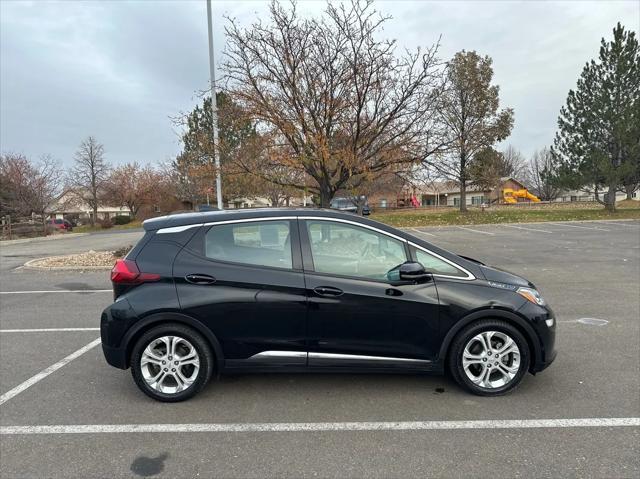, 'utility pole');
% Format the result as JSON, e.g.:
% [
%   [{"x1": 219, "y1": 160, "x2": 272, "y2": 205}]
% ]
[{"x1": 206, "y1": 0, "x2": 223, "y2": 209}]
